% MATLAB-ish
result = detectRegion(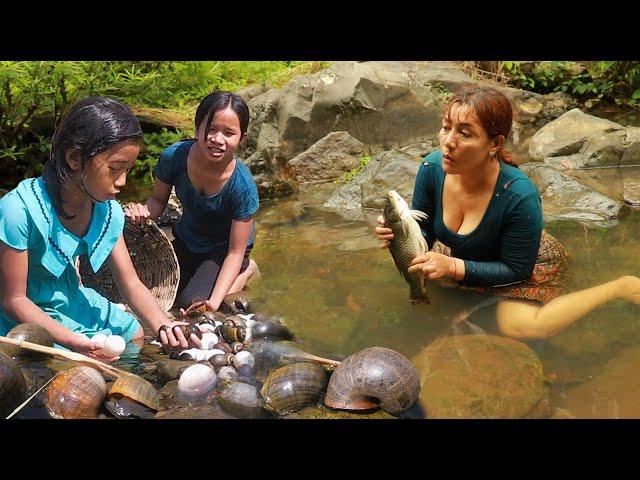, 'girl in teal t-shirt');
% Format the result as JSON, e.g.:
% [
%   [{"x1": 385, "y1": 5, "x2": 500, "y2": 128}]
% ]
[
  {"x1": 0, "y1": 97, "x2": 200, "y2": 361},
  {"x1": 125, "y1": 91, "x2": 260, "y2": 316}
]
